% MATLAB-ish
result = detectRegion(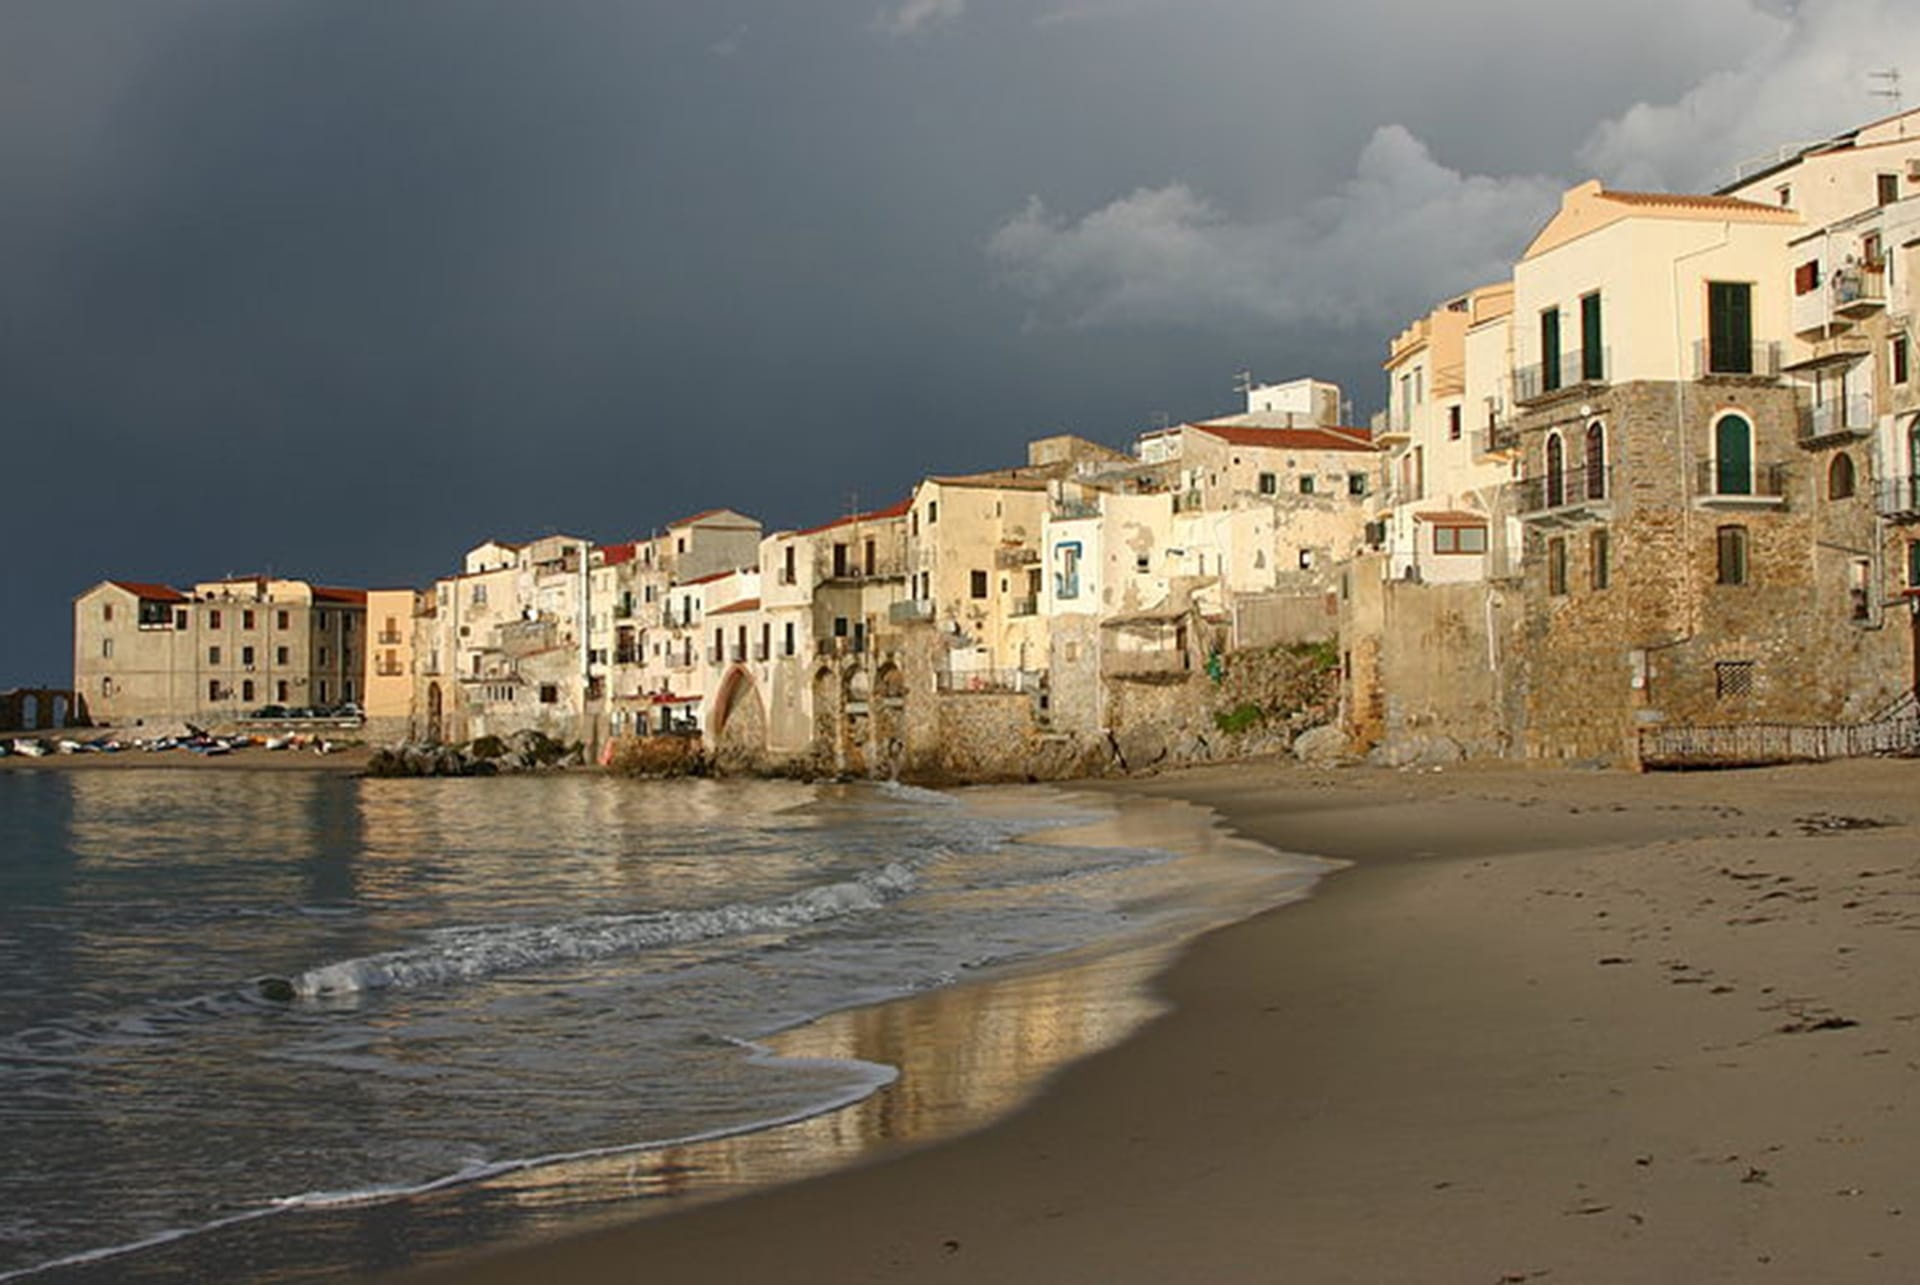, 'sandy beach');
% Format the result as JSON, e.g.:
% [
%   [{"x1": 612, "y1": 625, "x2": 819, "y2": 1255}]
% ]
[{"x1": 388, "y1": 756, "x2": 1920, "y2": 1284}]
